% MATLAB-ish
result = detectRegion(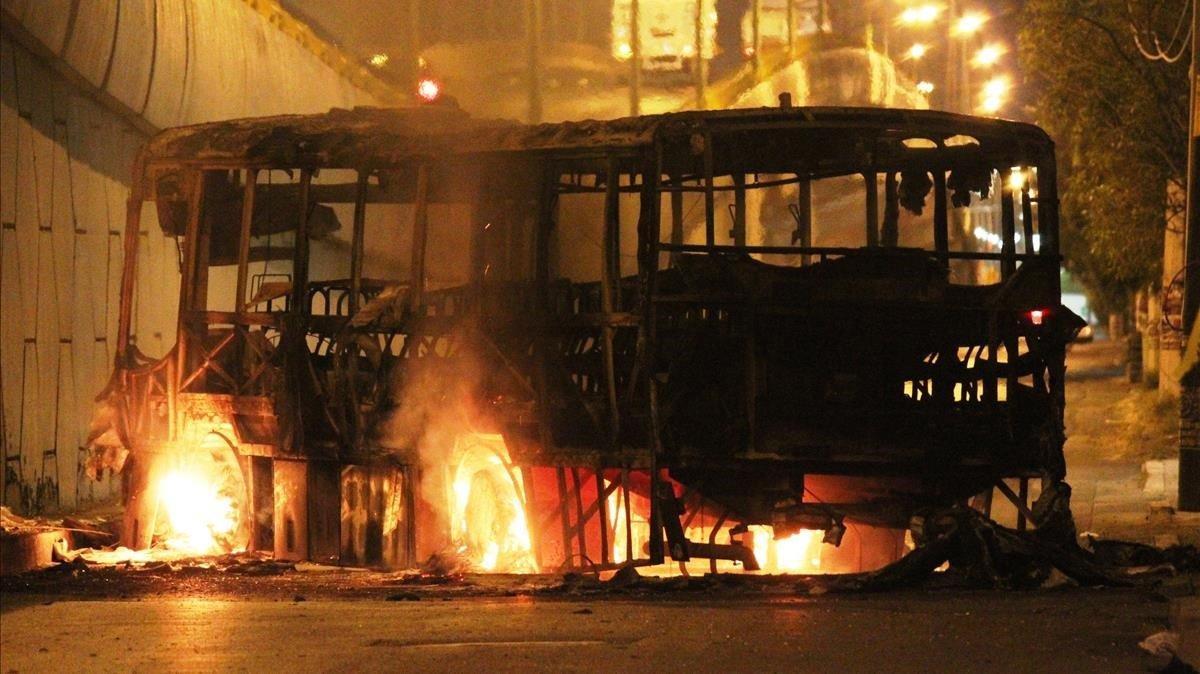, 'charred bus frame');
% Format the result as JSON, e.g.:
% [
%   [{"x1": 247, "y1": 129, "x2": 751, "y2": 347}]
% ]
[{"x1": 96, "y1": 104, "x2": 1080, "y2": 571}]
